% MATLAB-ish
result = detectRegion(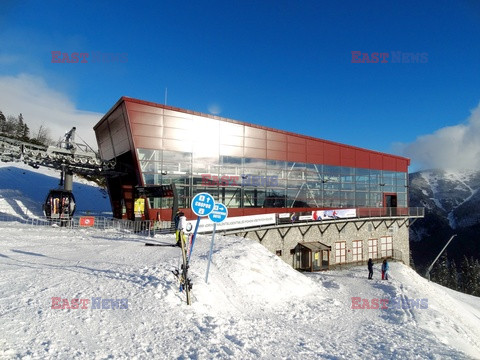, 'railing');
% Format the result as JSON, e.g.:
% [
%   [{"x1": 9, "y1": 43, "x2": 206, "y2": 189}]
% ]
[
  {"x1": 355, "y1": 207, "x2": 424, "y2": 218},
  {"x1": 0, "y1": 213, "x2": 174, "y2": 237}
]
